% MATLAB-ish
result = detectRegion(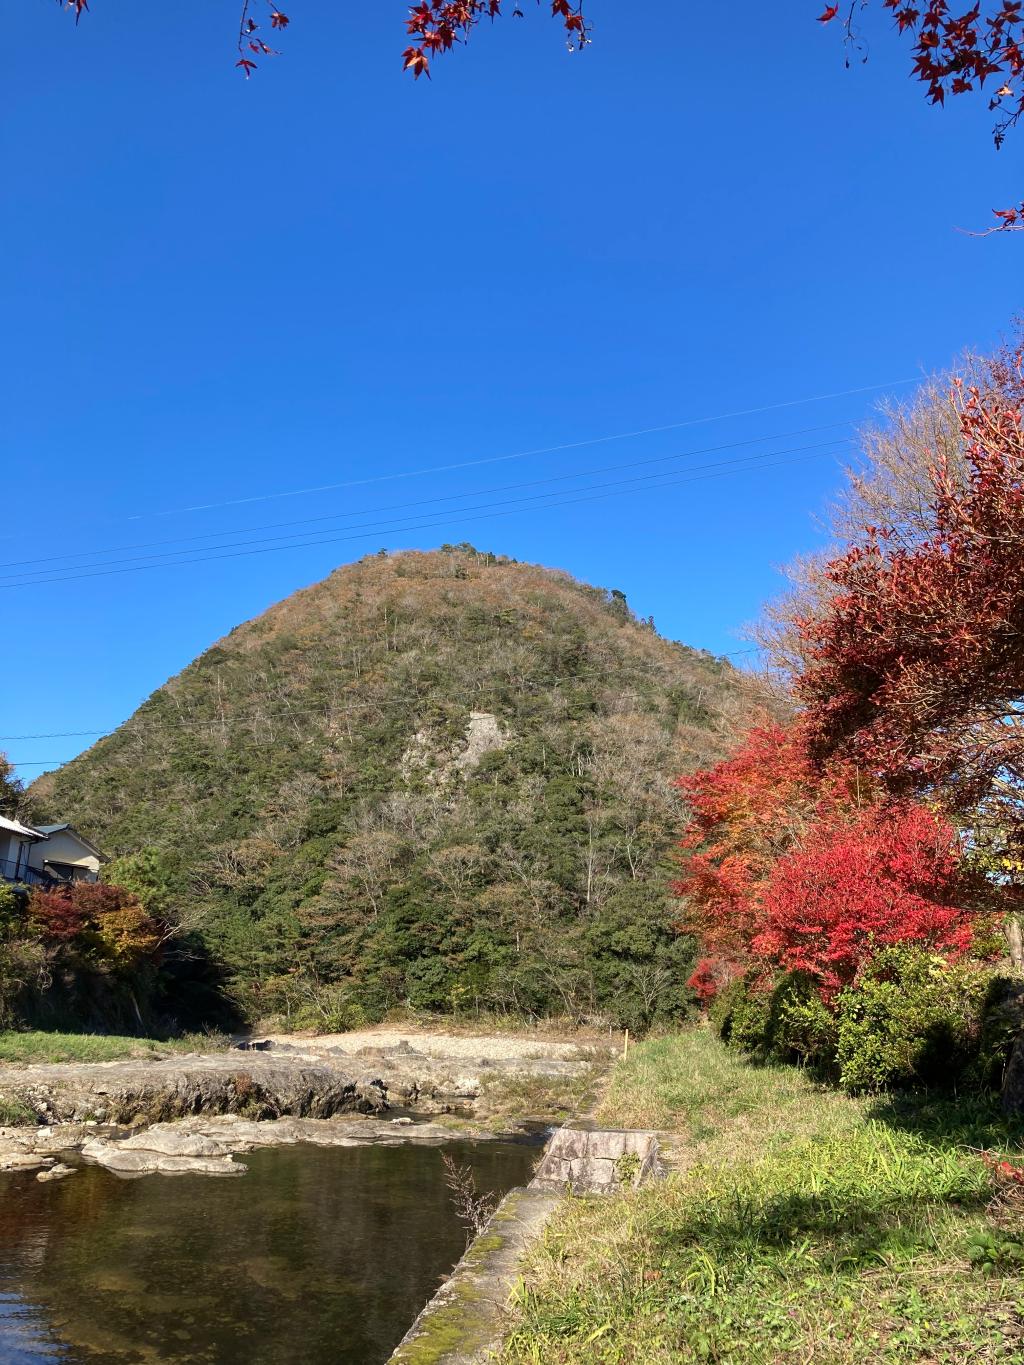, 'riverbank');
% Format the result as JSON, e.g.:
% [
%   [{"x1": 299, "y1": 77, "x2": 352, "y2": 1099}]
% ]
[
  {"x1": 499, "y1": 1029, "x2": 1024, "y2": 1364},
  {"x1": 0, "y1": 1027, "x2": 606, "y2": 1175}
]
